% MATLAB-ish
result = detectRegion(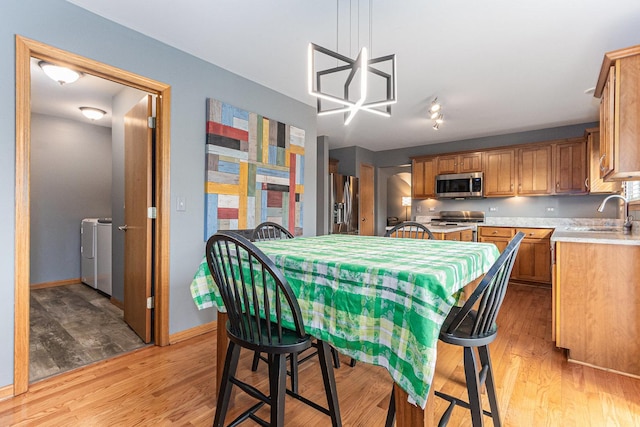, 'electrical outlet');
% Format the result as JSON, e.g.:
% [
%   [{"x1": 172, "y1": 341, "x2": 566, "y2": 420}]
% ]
[
  {"x1": 546, "y1": 207, "x2": 555, "y2": 212},
  {"x1": 429, "y1": 207, "x2": 436, "y2": 212},
  {"x1": 489, "y1": 207, "x2": 497, "y2": 212},
  {"x1": 416, "y1": 205, "x2": 422, "y2": 213}
]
